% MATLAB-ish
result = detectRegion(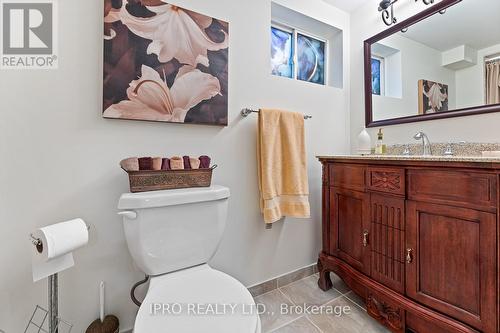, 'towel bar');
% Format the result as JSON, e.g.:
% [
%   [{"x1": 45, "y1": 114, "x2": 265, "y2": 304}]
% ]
[{"x1": 241, "y1": 108, "x2": 312, "y2": 119}]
